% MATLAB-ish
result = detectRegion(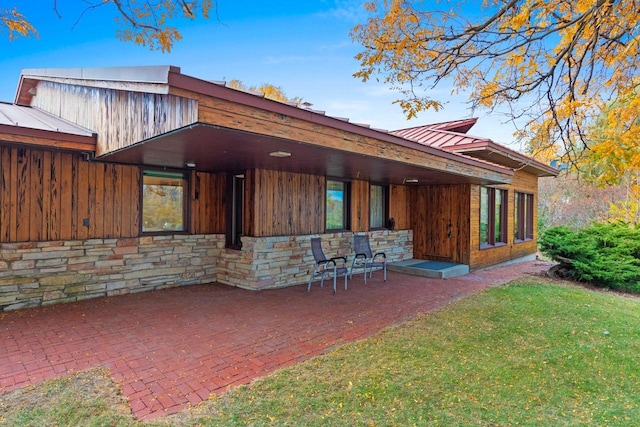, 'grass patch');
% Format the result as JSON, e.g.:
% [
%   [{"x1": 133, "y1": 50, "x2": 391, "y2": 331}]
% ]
[
  {"x1": 2, "y1": 279, "x2": 640, "y2": 426},
  {"x1": 0, "y1": 367, "x2": 132, "y2": 426}
]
